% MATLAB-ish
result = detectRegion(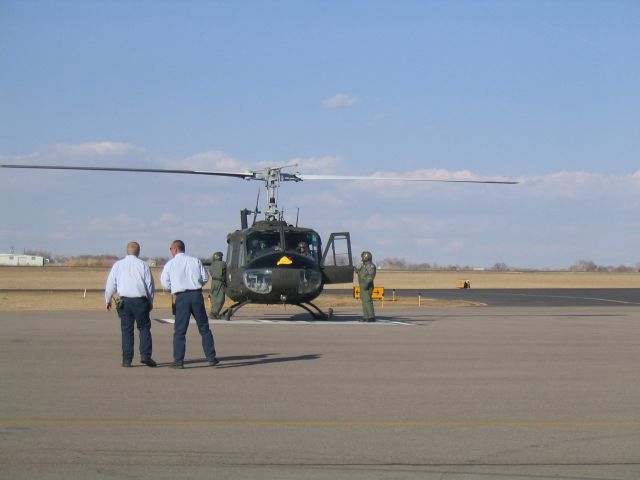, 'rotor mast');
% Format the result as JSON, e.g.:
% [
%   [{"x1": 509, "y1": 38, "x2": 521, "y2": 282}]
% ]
[{"x1": 251, "y1": 166, "x2": 302, "y2": 221}]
